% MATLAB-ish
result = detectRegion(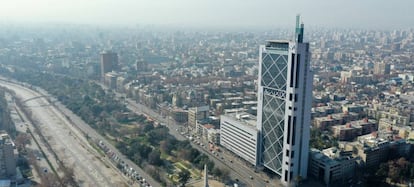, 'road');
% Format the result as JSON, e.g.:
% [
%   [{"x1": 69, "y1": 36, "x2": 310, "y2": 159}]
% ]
[
  {"x1": 23, "y1": 80, "x2": 161, "y2": 187},
  {"x1": 46, "y1": 91, "x2": 161, "y2": 187},
  {"x1": 122, "y1": 97, "x2": 278, "y2": 187},
  {"x1": 4, "y1": 76, "x2": 276, "y2": 187},
  {"x1": 8, "y1": 93, "x2": 49, "y2": 185},
  {"x1": 0, "y1": 80, "x2": 127, "y2": 187}
]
